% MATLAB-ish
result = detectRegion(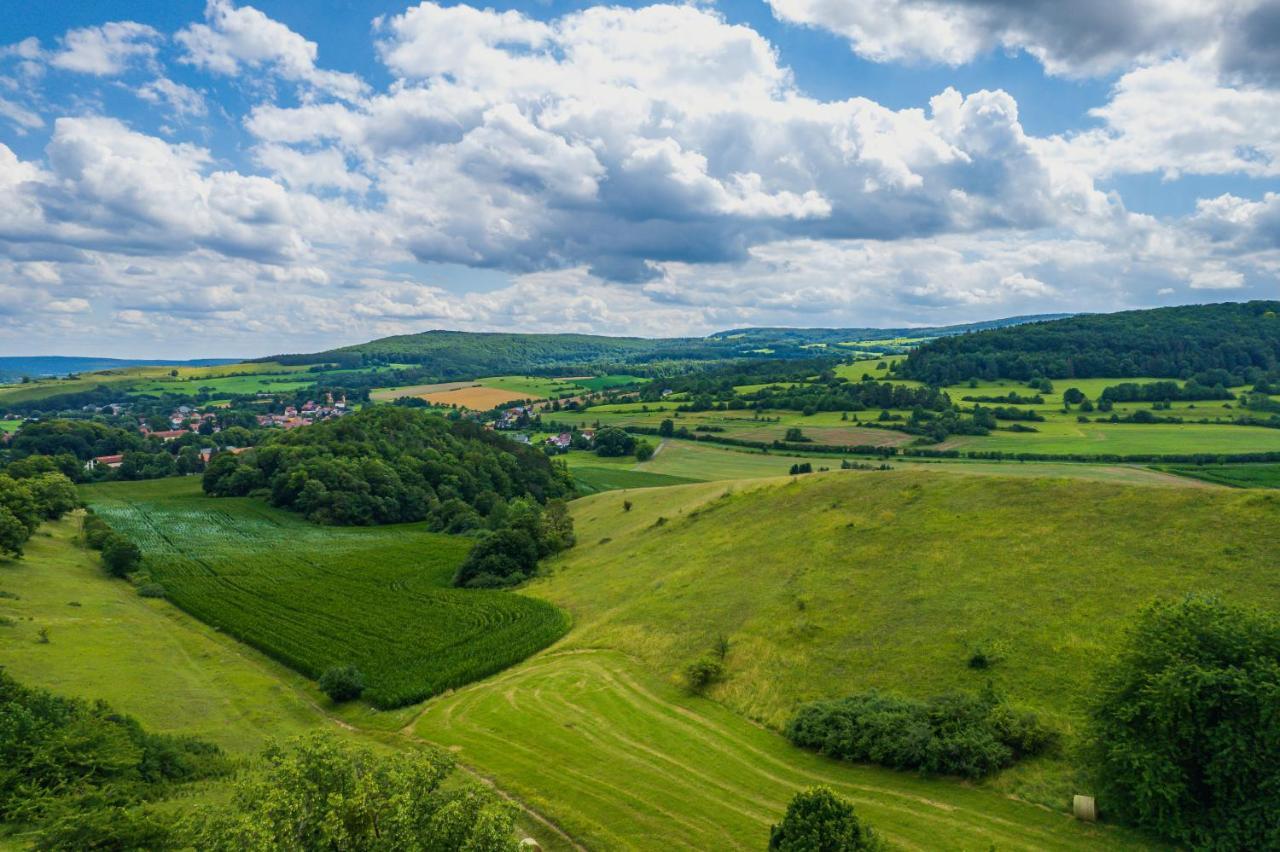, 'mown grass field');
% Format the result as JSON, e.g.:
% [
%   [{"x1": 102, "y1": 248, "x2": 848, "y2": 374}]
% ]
[
  {"x1": 524, "y1": 470, "x2": 1280, "y2": 806},
  {"x1": 81, "y1": 478, "x2": 570, "y2": 708},
  {"x1": 415, "y1": 650, "x2": 1152, "y2": 851},
  {"x1": 421, "y1": 385, "x2": 533, "y2": 409},
  {"x1": 0, "y1": 419, "x2": 18, "y2": 433}
]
